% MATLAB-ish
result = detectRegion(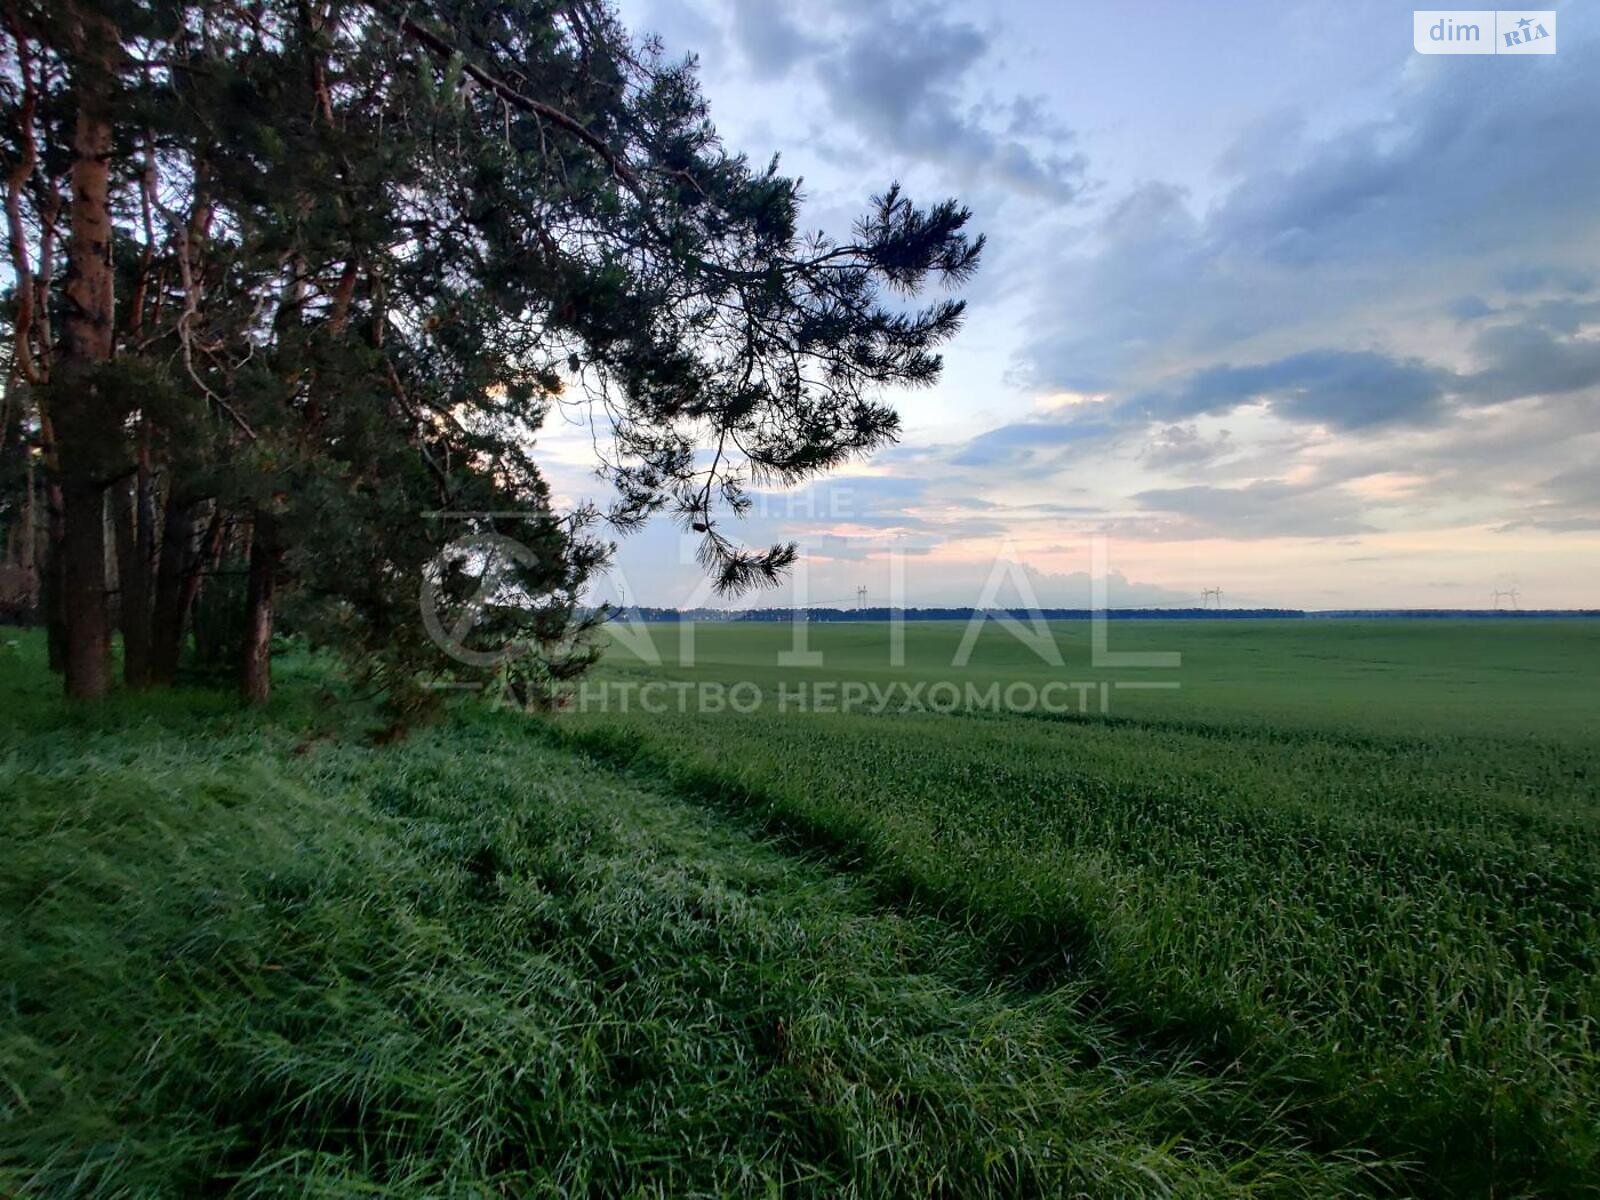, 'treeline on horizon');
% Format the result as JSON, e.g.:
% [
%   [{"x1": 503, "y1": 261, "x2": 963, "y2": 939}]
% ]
[{"x1": 614, "y1": 606, "x2": 1600, "y2": 621}]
